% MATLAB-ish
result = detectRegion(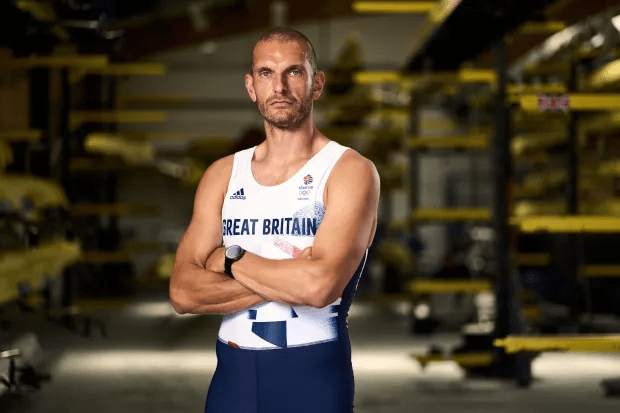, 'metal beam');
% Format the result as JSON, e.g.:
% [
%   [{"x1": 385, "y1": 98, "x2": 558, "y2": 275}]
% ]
[
  {"x1": 15, "y1": 0, "x2": 56, "y2": 21},
  {"x1": 408, "y1": 133, "x2": 489, "y2": 149},
  {"x1": 82, "y1": 63, "x2": 168, "y2": 76},
  {"x1": 492, "y1": 36, "x2": 531, "y2": 384},
  {"x1": 458, "y1": 68, "x2": 497, "y2": 85},
  {"x1": 413, "y1": 352, "x2": 494, "y2": 368},
  {"x1": 69, "y1": 110, "x2": 167, "y2": 130},
  {"x1": 513, "y1": 200, "x2": 566, "y2": 217},
  {"x1": 587, "y1": 59, "x2": 620, "y2": 90},
  {"x1": 117, "y1": 95, "x2": 259, "y2": 110},
  {"x1": 516, "y1": 216, "x2": 620, "y2": 233},
  {"x1": 519, "y1": 94, "x2": 620, "y2": 111},
  {"x1": 516, "y1": 253, "x2": 551, "y2": 266},
  {"x1": 0, "y1": 130, "x2": 43, "y2": 141},
  {"x1": 412, "y1": 207, "x2": 492, "y2": 221},
  {"x1": 495, "y1": 334, "x2": 620, "y2": 353},
  {"x1": 85, "y1": 131, "x2": 231, "y2": 142},
  {"x1": 580, "y1": 265, "x2": 620, "y2": 278},
  {"x1": 511, "y1": 132, "x2": 566, "y2": 156},
  {"x1": 0, "y1": 55, "x2": 109, "y2": 71},
  {"x1": 352, "y1": 1, "x2": 438, "y2": 13},
  {"x1": 518, "y1": 21, "x2": 566, "y2": 34},
  {"x1": 408, "y1": 279, "x2": 493, "y2": 293}
]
